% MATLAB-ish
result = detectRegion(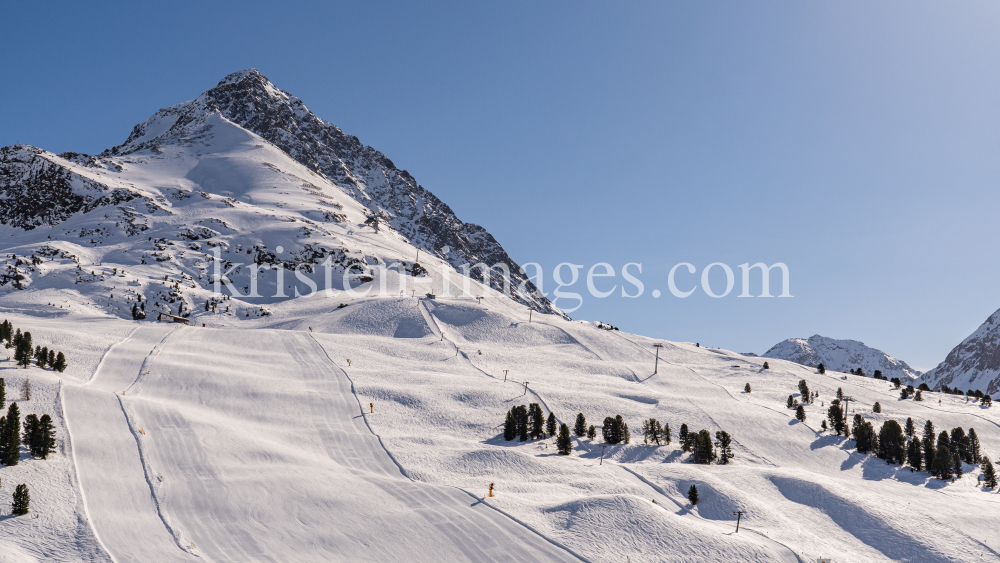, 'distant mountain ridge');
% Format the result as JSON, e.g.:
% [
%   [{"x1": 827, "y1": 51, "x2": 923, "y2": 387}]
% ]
[
  {"x1": 920, "y1": 307, "x2": 1000, "y2": 394},
  {"x1": 763, "y1": 334, "x2": 921, "y2": 380}
]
